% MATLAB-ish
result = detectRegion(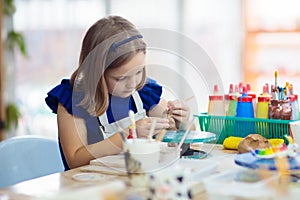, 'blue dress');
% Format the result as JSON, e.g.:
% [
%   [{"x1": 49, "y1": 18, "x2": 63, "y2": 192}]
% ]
[{"x1": 45, "y1": 78, "x2": 162, "y2": 170}]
